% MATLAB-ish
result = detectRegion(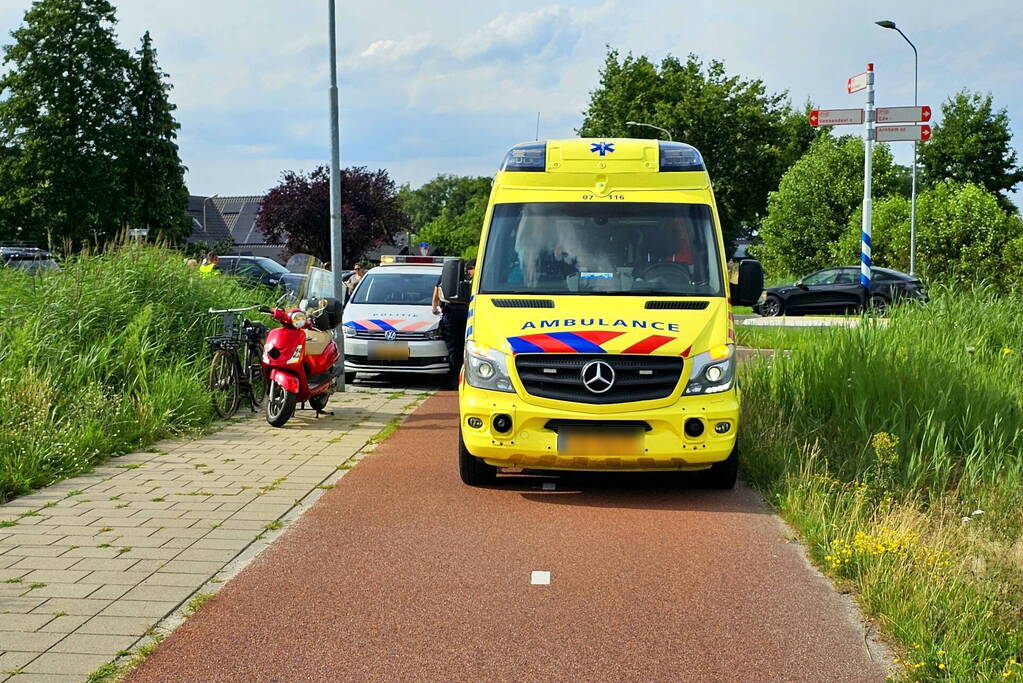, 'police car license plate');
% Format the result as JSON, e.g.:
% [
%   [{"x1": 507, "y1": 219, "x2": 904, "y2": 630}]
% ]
[
  {"x1": 558, "y1": 429, "x2": 643, "y2": 457},
  {"x1": 368, "y1": 341, "x2": 409, "y2": 361}
]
